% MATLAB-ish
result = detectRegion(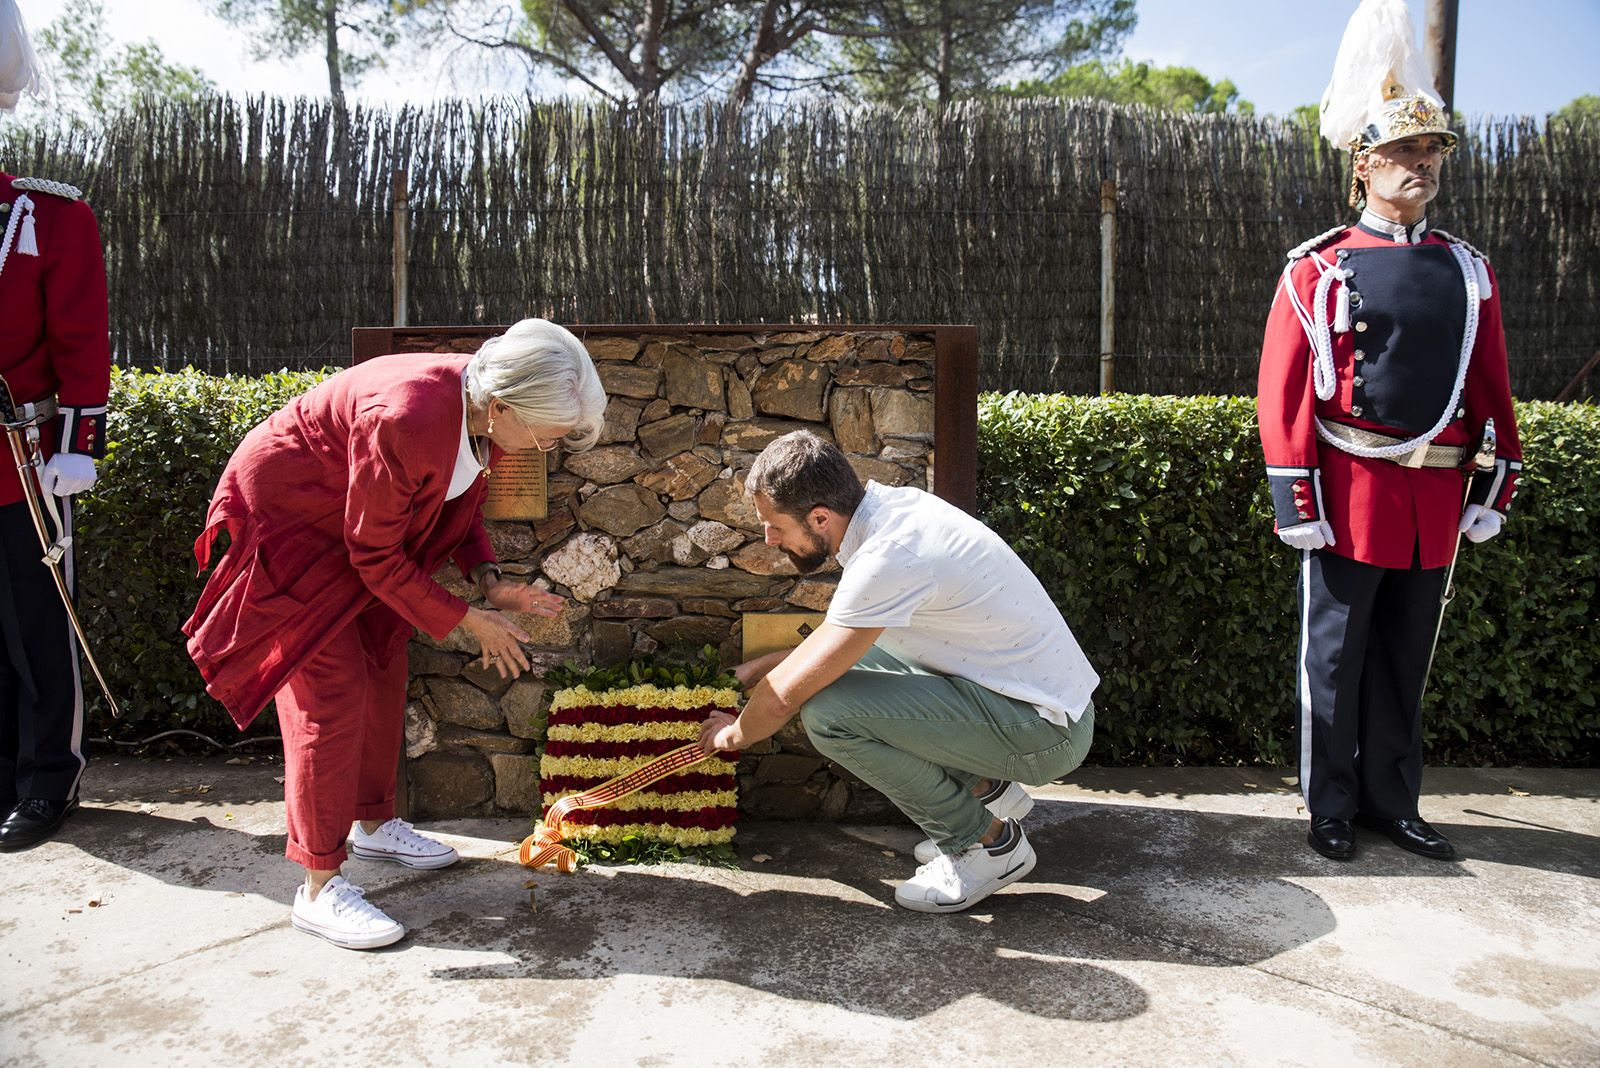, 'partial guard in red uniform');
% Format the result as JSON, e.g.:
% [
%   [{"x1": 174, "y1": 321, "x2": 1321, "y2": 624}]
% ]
[{"x1": 1255, "y1": 0, "x2": 1522, "y2": 865}]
